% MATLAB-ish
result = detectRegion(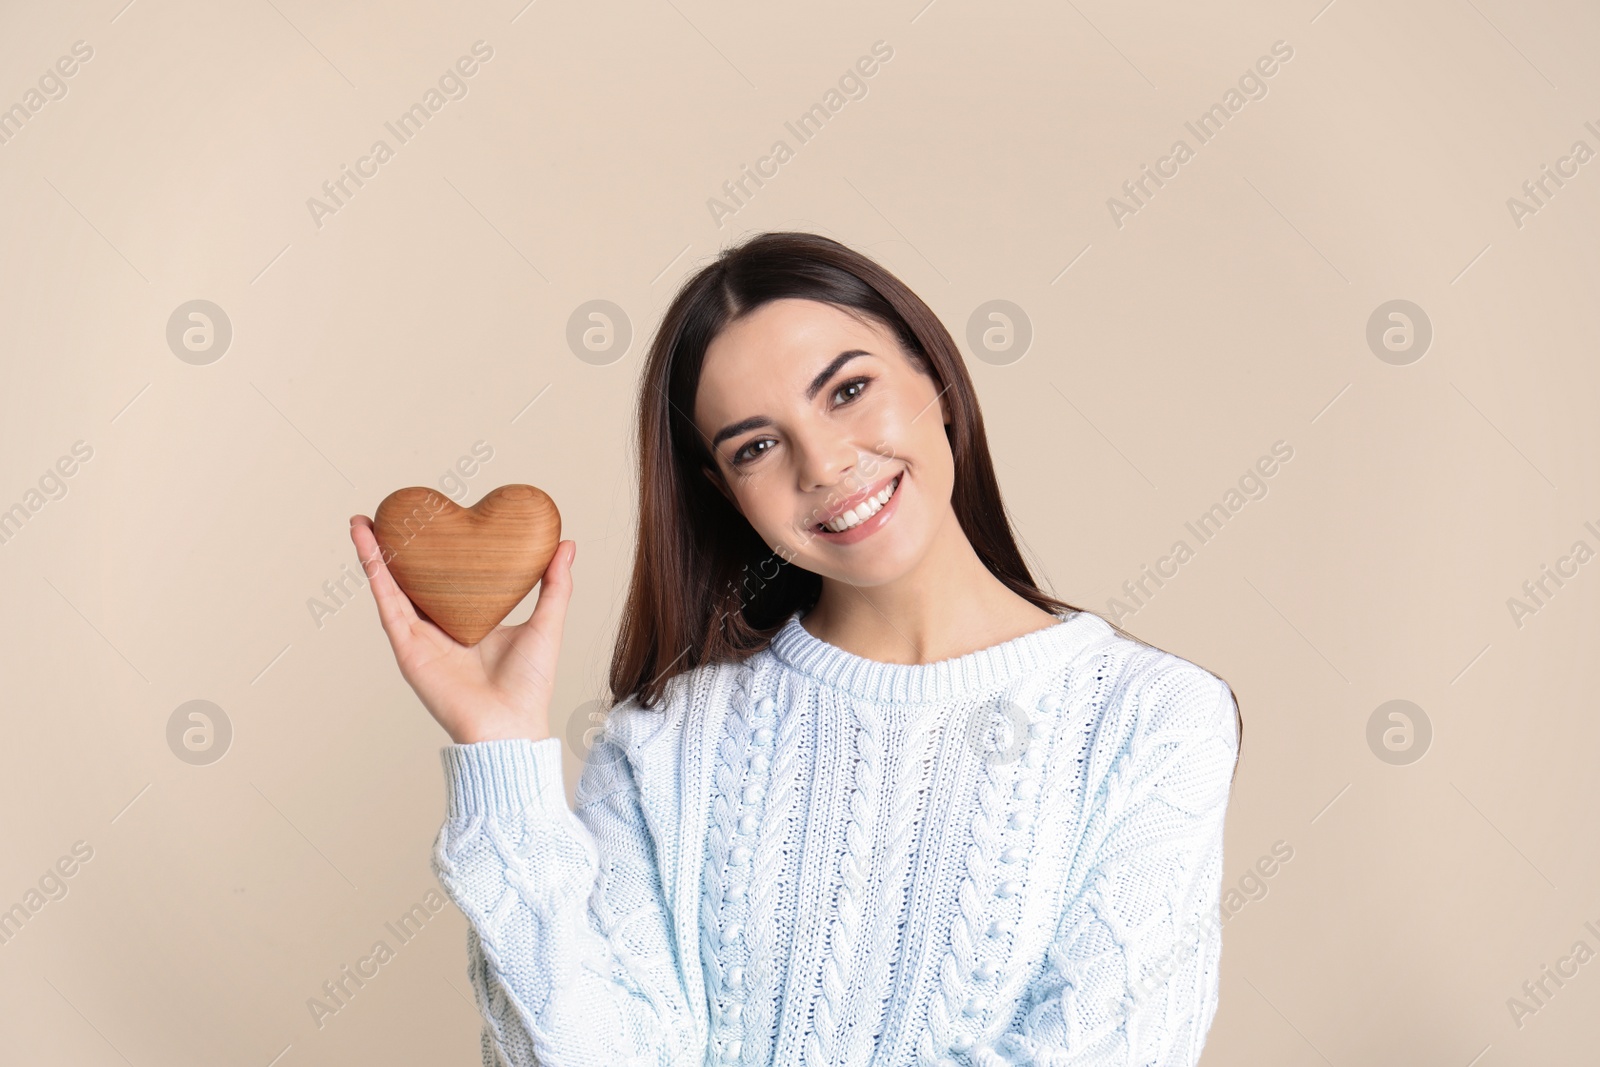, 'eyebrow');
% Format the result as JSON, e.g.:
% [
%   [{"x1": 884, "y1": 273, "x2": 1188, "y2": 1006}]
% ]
[{"x1": 708, "y1": 349, "x2": 872, "y2": 451}]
